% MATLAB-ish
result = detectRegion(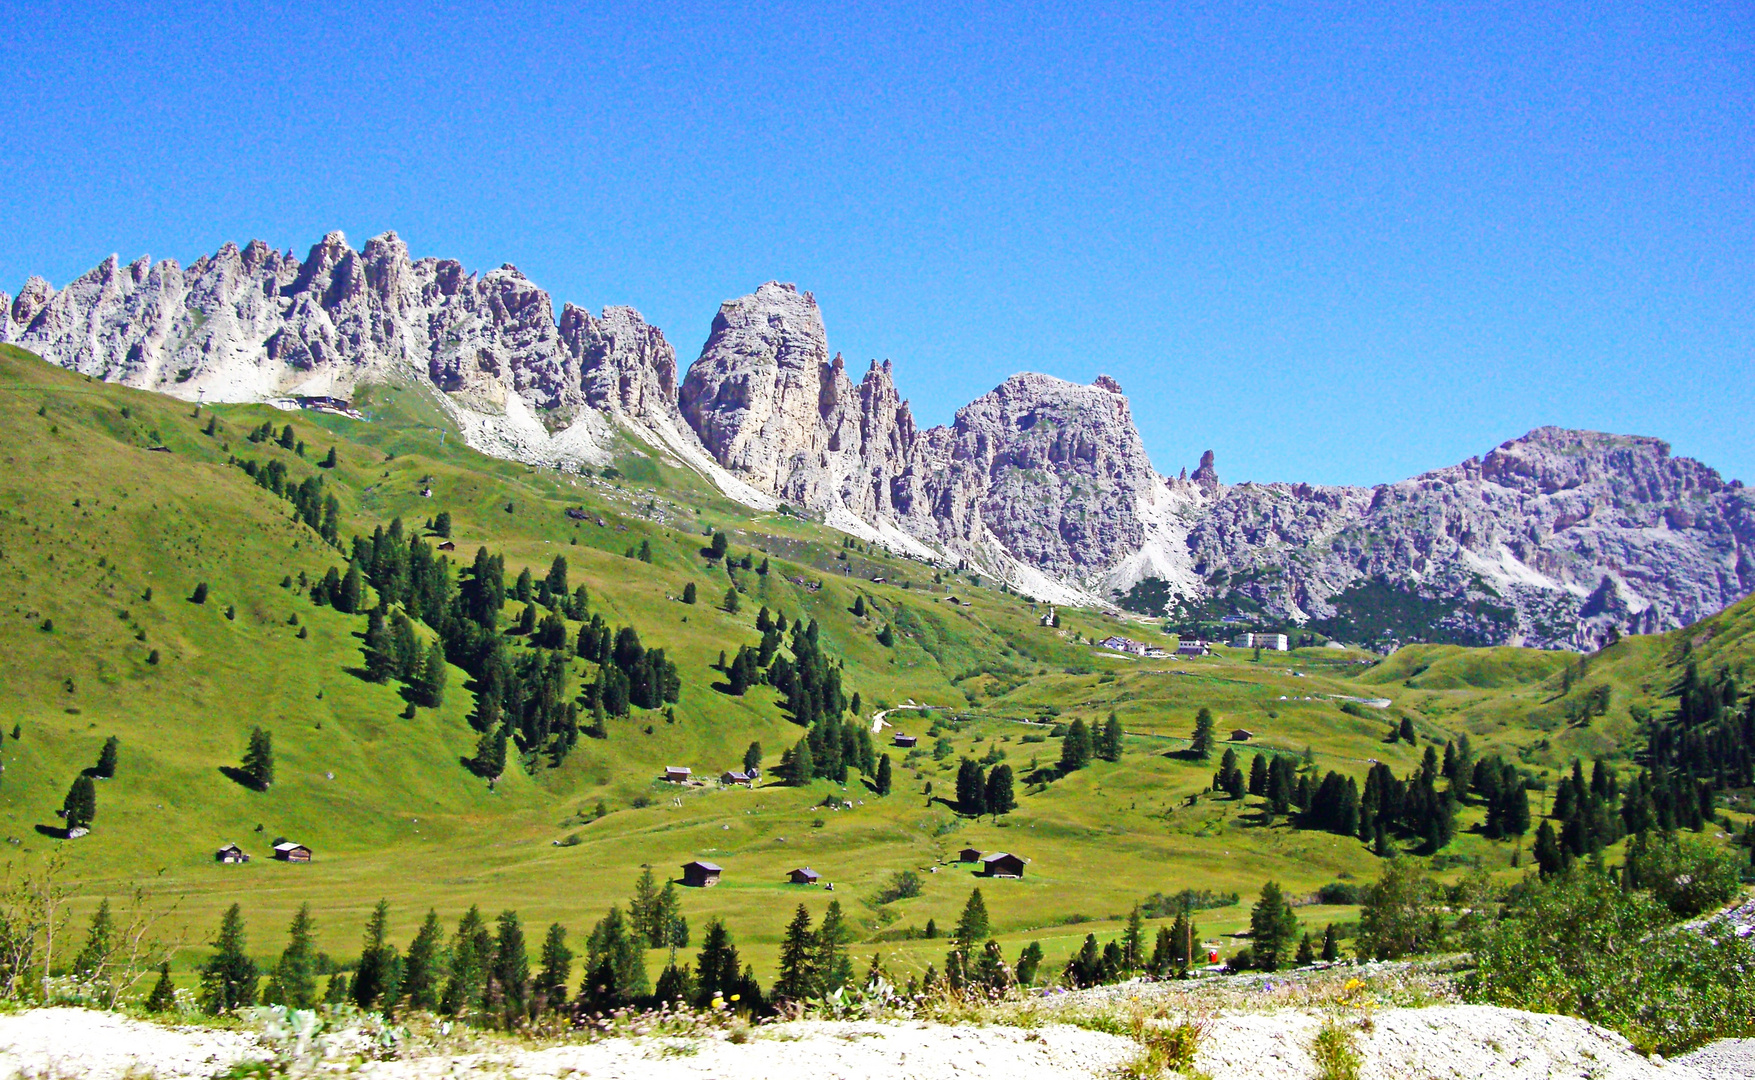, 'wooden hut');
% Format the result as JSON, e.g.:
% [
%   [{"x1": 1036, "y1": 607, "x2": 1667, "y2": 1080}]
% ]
[
  {"x1": 788, "y1": 867, "x2": 821, "y2": 884},
  {"x1": 893, "y1": 734, "x2": 918, "y2": 748},
  {"x1": 980, "y1": 852, "x2": 1026, "y2": 878},
  {"x1": 665, "y1": 766, "x2": 693, "y2": 783},
  {"x1": 214, "y1": 843, "x2": 250, "y2": 864},
  {"x1": 958, "y1": 846, "x2": 983, "y2": 863},
  {"x1": 681, "y1": 860, "x2": 722, "y2": 887},
  {"x1": 720, "y1": 770, "x2": 752, "y2": 786},
  {"x1": 1230, "y1": 729, "x2": 1255, "y2": 742},
  {"x1": 272, "y1": 842, "x2": 312, "y2": 863}
]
